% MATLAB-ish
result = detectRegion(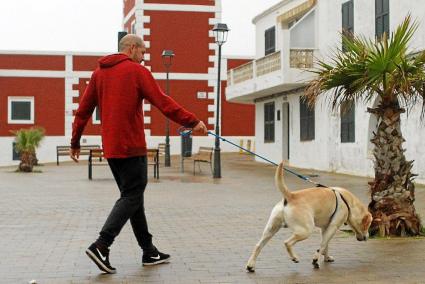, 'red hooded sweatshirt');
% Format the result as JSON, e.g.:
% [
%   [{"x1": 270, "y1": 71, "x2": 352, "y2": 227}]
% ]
[{"x1": 71, "y1": 54, "x2": 199, "y2": 158}]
